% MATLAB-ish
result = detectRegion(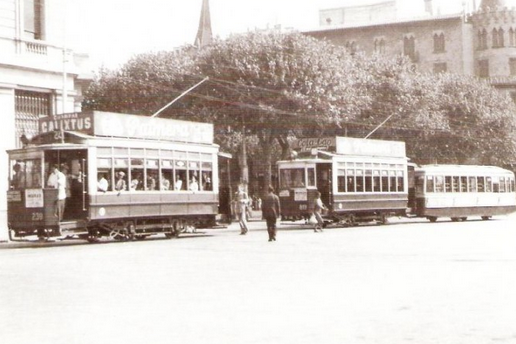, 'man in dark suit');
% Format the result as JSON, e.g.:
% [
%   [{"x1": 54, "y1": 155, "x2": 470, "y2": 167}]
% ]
[{"x1": 262, "y1": 186, "x2": 281, "y2": 242}]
